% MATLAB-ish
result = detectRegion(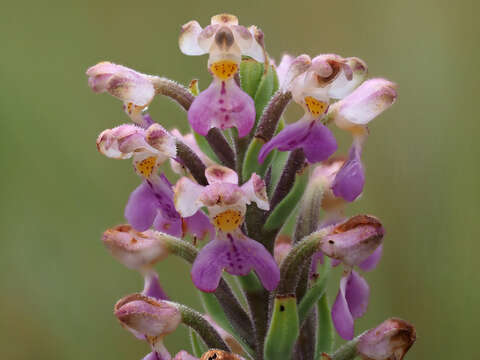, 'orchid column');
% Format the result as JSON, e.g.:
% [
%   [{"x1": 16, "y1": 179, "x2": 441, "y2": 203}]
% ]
[{"x1": 86, "y1": 12, "x2": 416, "y2": 360}]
